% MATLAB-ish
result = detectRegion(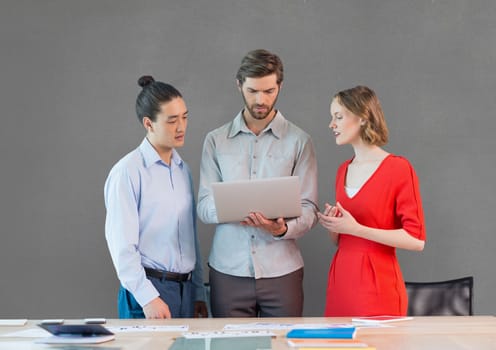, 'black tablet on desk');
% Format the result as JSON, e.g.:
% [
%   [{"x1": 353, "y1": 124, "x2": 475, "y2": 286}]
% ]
[
  {"x1": 36, "y1": 323, "x2": 115, "y2": 344},
  {"x1": 38, "y1": 323, "x2": 114, "y2": 337}
]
